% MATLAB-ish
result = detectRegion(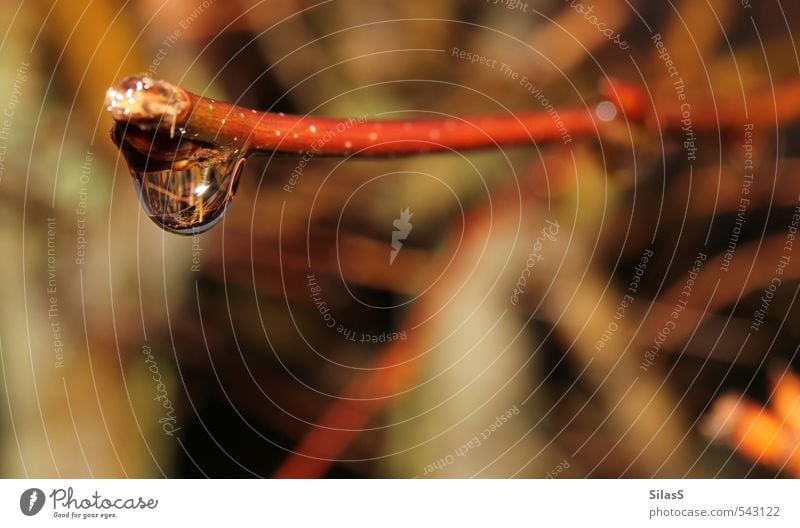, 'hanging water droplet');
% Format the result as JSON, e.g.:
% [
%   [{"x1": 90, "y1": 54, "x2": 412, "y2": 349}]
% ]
[
  {"x1": 111, "y1": 123, "x2": 247, "y2": 235},
  {"x1": 132, "y1": 157, "x2": 246, "y2": 234}
]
